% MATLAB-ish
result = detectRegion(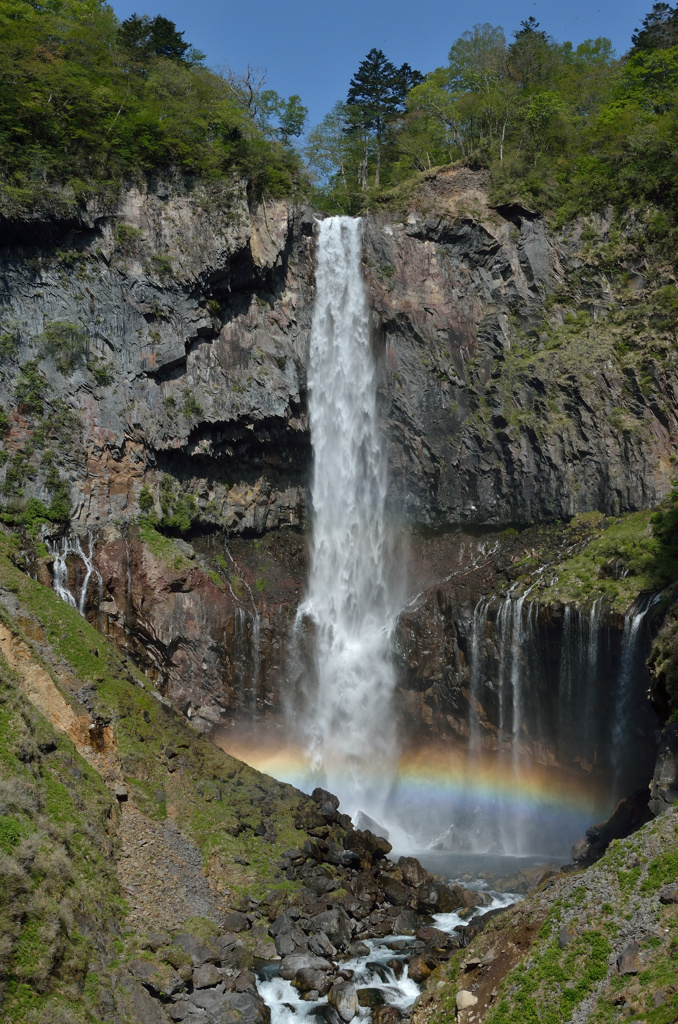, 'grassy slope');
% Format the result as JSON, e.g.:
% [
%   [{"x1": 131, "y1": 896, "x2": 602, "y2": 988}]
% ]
[
  {"x1": 0, "y1": 527, "x2": 318, "y2": 1022},
  {"x1": 414, "y1": 807, "x2": 678, "y2": 1024}
]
